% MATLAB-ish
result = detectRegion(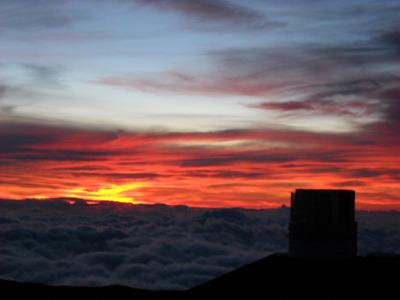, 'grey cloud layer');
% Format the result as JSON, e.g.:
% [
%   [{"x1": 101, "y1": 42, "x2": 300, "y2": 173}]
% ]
[
  {"x1": 1, "y1": 199, "x2": 399, "y2": 290},
  {"x1": 0, "y1": 0, "x2": 84, "y2": 30},
  {"x1": 0, "y1": 199, "x2": 288, "y2": 289}
]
